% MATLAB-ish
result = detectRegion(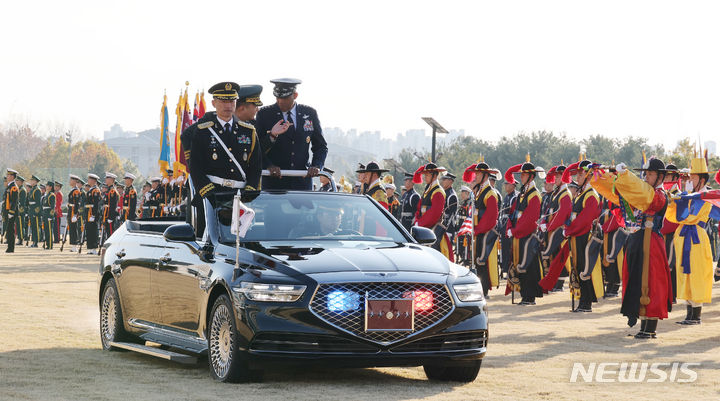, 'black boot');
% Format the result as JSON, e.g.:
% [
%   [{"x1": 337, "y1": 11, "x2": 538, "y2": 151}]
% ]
[
  {"x1": 676, "y1": 304, "x2": 692, "y2": 324},
  {"x1": 552, "y1": 279, "x2": 564, "y2": 292},
  {"x1": 635, "y1": 319, "x2": 657, "y2": 339},
  {"x1": 680, "y1": 307, "x2": 702, "y2": 325}
]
